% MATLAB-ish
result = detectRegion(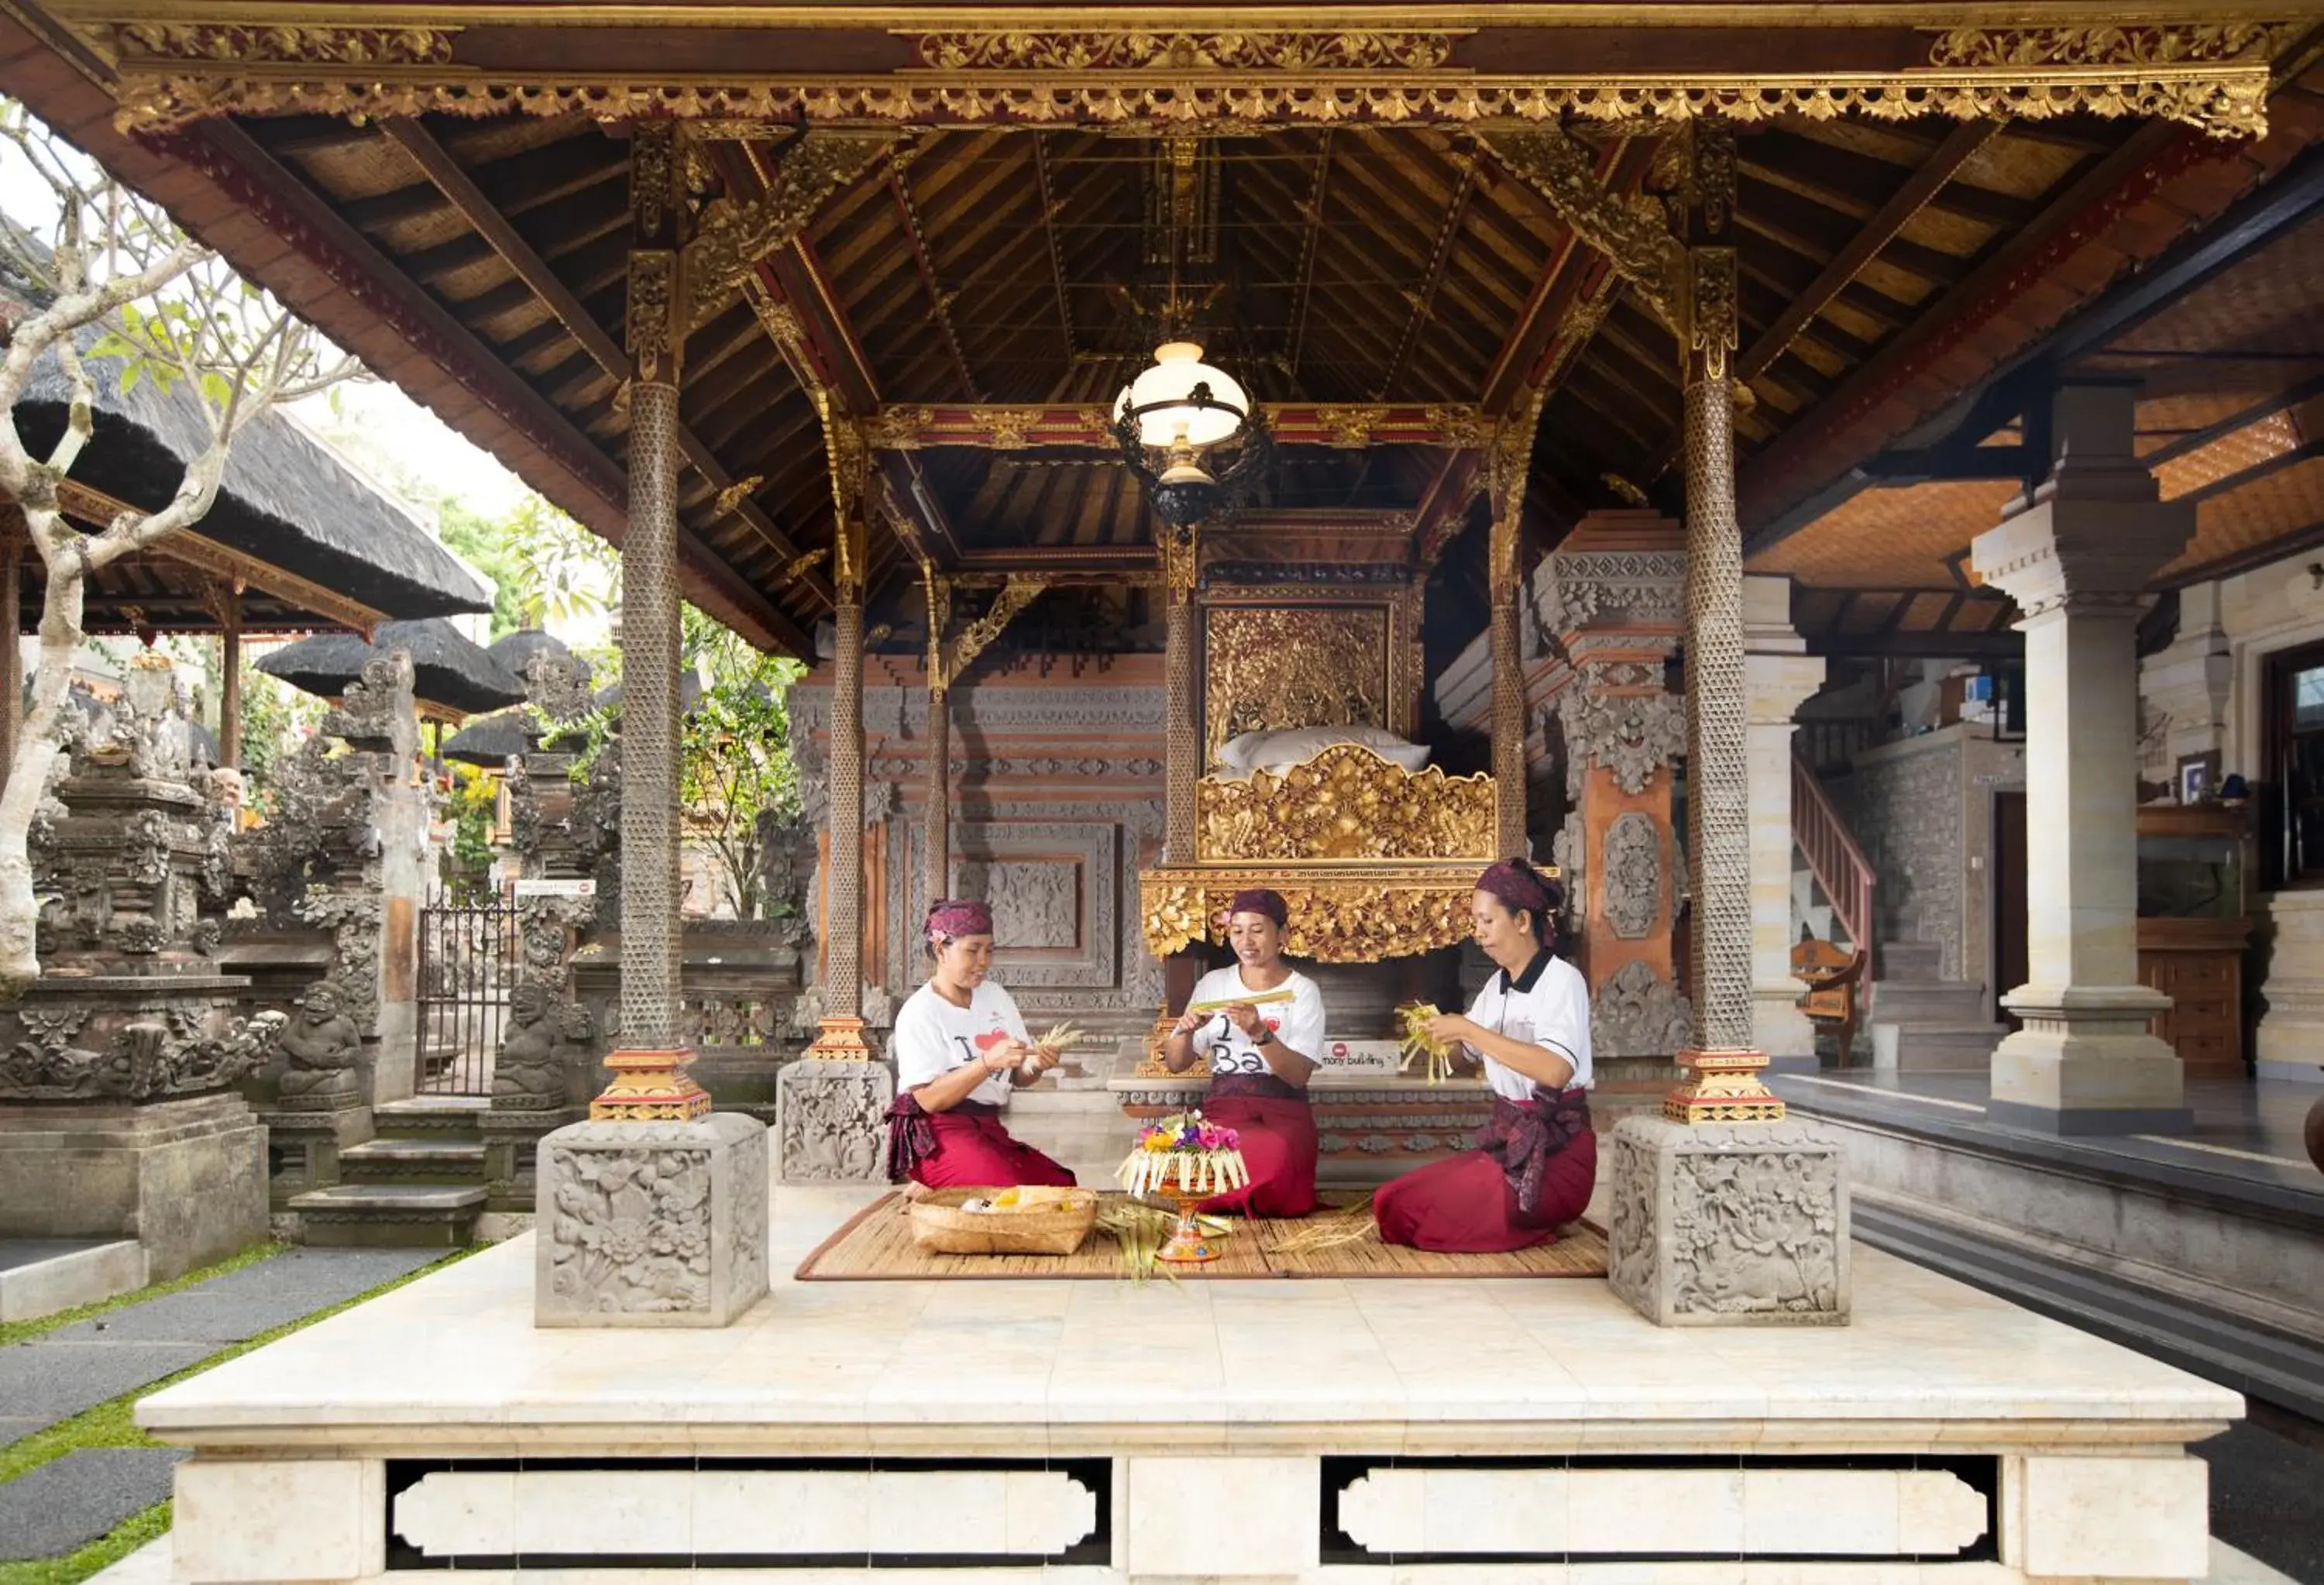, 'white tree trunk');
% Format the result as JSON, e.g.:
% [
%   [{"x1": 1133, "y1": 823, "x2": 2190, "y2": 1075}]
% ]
[{"x1": 0, "y1": 507, "x2": 88, "y2": 995}]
